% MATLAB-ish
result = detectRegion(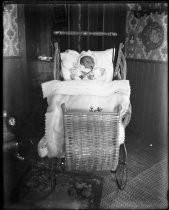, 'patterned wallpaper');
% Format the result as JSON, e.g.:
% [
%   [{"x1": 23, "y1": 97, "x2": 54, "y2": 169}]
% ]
[
  {"x1": 125, "y1": 6, "x2": 167, "y2": 61},
  {"x1": 3, "y1": 4, "x2": 20, "y2": 56}
]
